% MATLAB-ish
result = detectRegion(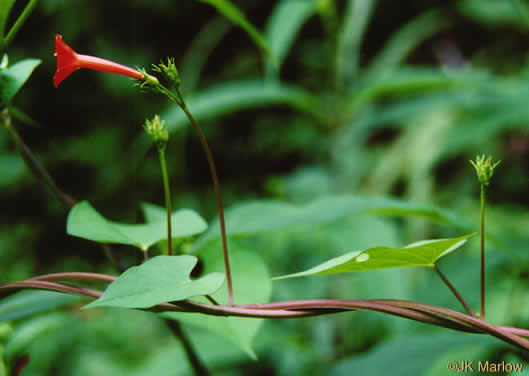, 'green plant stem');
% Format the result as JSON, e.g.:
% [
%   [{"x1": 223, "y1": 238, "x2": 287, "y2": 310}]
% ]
[
  {"x1": 158, "y1": 146, "x2": 172, "y2": 256},
  {"x1": 165, "y1": 320, "x2": 210, "y2": 376},
  {"x1": 157, "y1": 84, "x2": 233, "y2": 305},
  {"x1": 3, "y1": 0, "x2": 39, "y2": 49},
  {"x1": 480, "y1": 183, "x2": 486, "y2": 321},
  {"x1": 433, "y1": 264, "x2": 476, "y2": 317}
]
